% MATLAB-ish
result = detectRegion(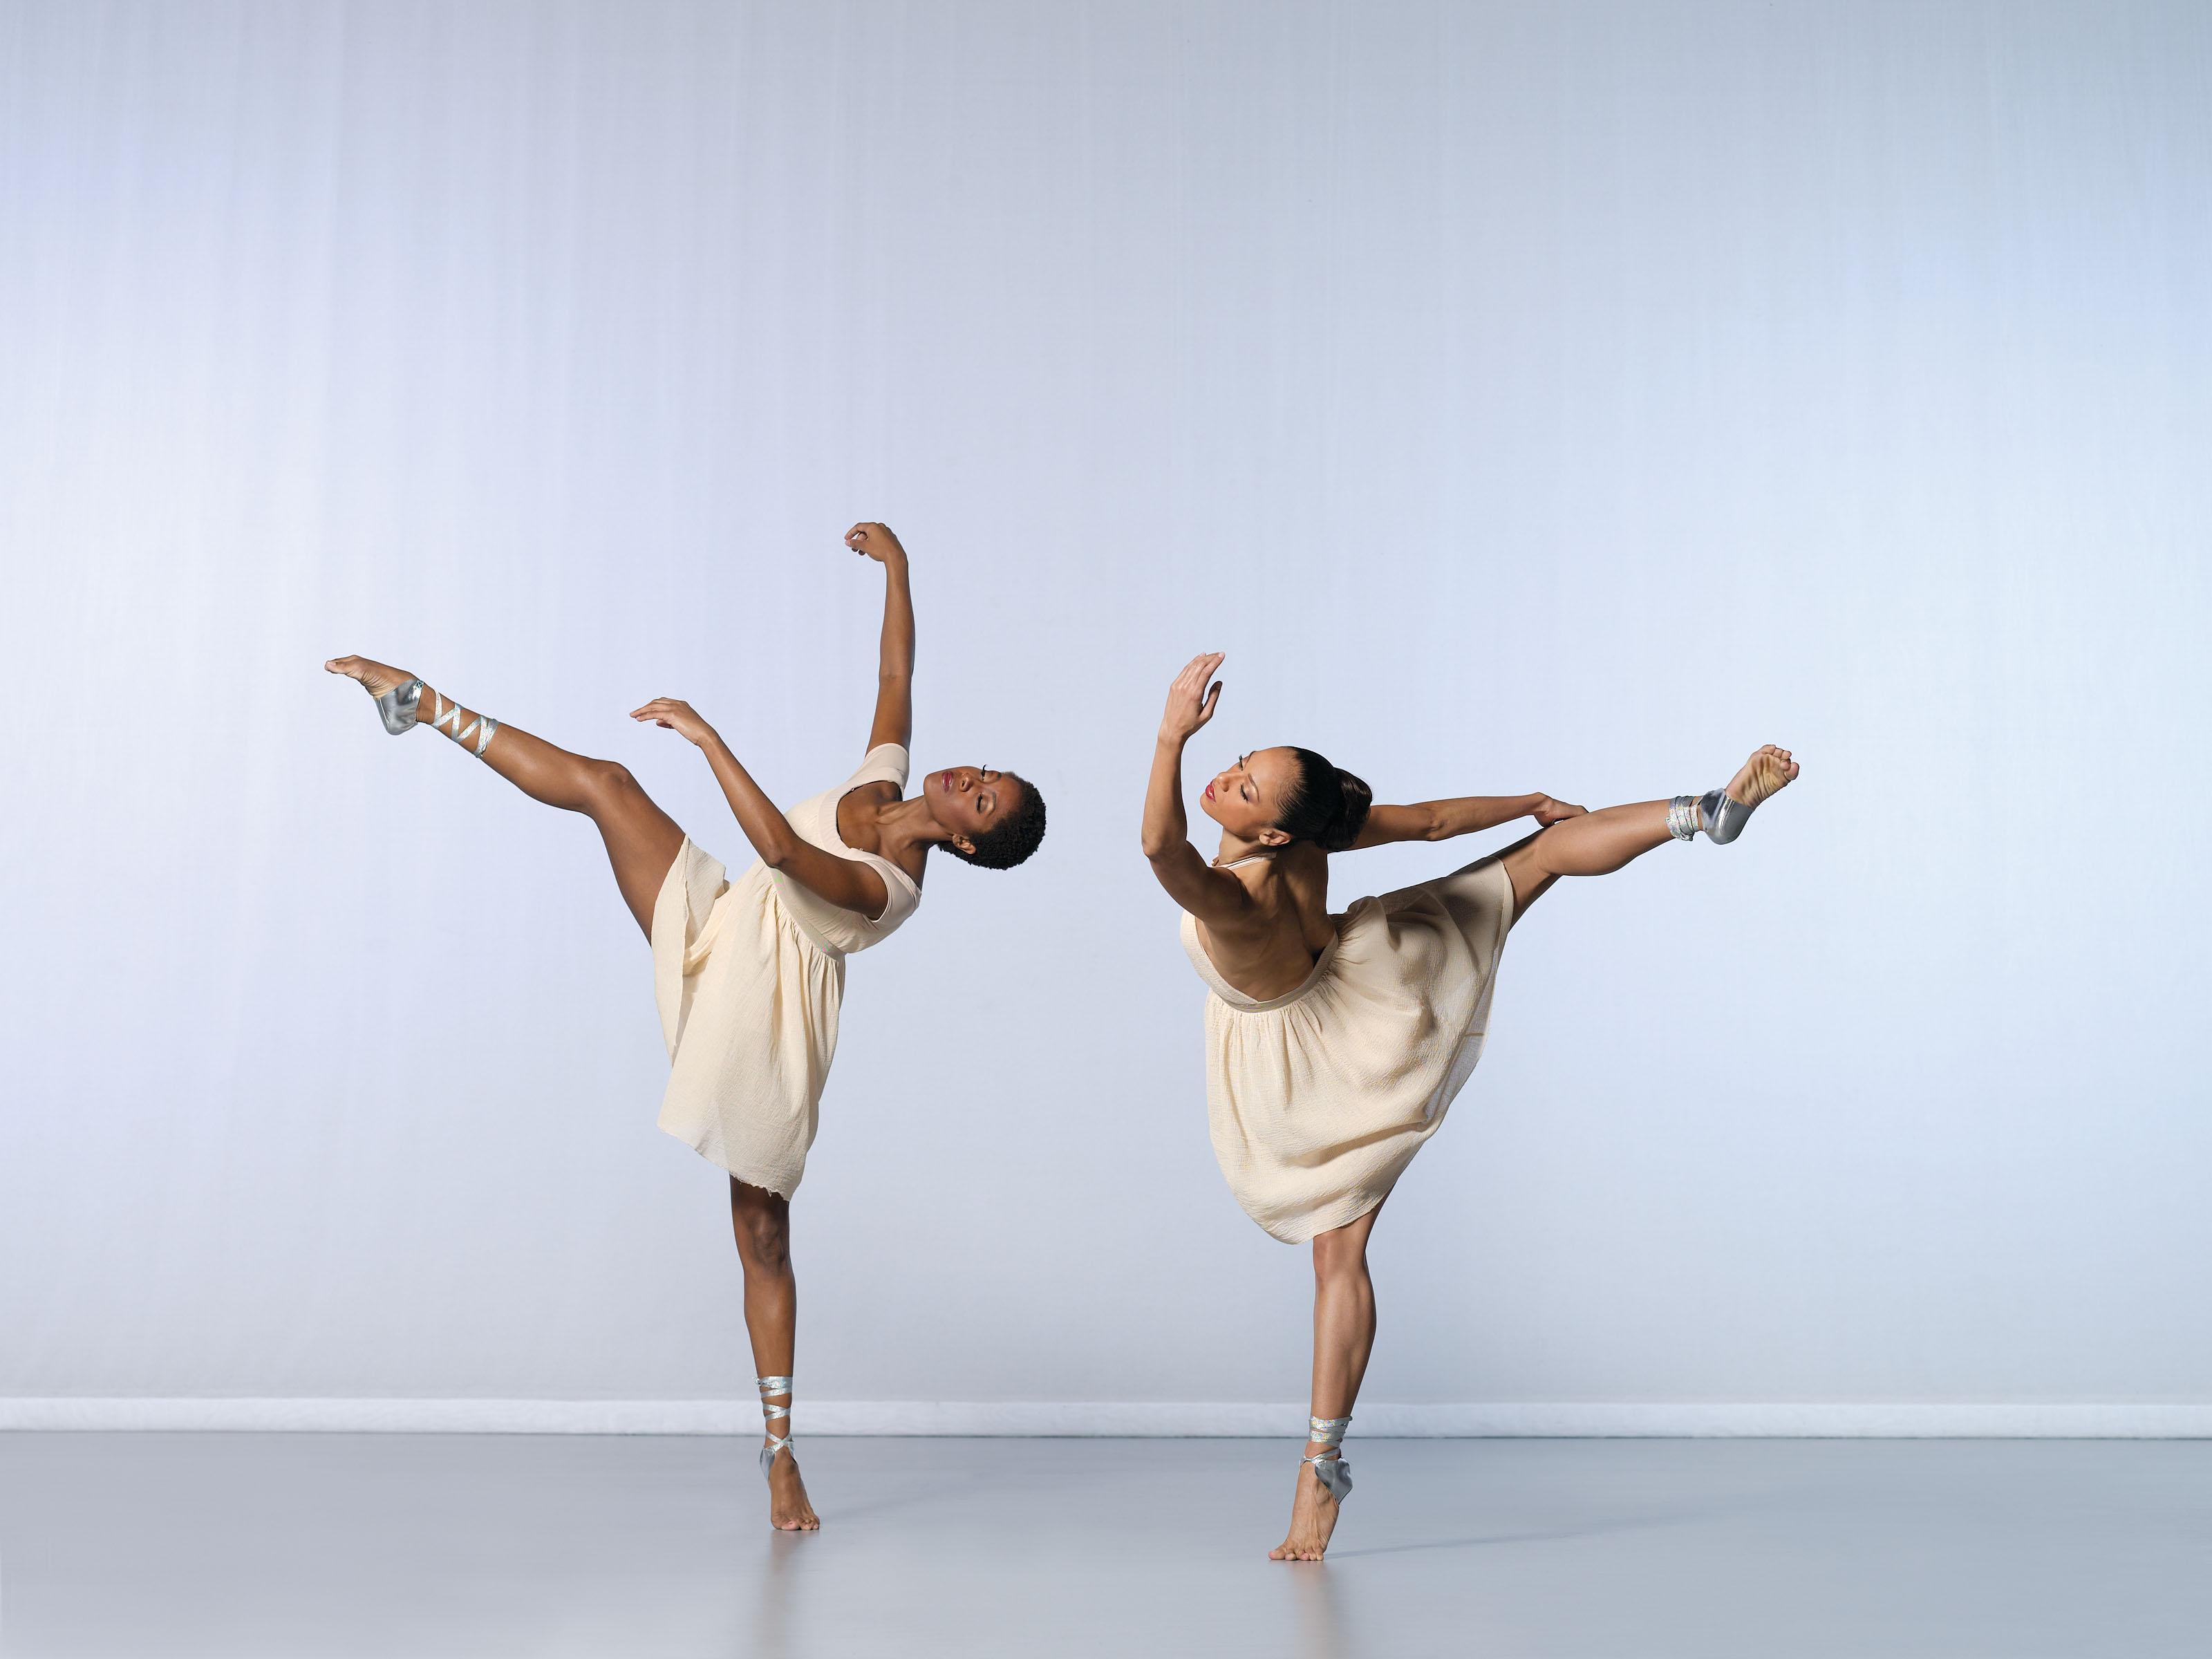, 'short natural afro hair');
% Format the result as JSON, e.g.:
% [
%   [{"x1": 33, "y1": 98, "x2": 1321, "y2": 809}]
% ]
[{"x1": 948, "y1": 772, "x2": 1046, "y2": 870}]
